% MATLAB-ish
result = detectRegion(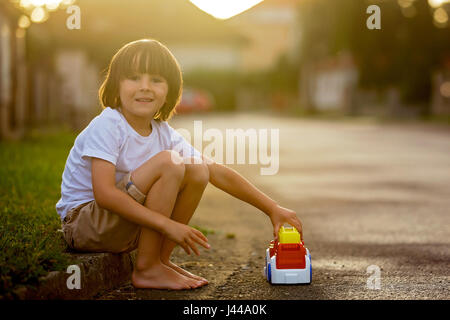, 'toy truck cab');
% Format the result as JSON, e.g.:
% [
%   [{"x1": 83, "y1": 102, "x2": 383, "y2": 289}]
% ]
[{"x1": 264, "y1": 226, "x2": 311, "y2": 284}]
